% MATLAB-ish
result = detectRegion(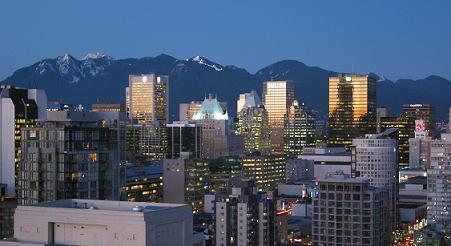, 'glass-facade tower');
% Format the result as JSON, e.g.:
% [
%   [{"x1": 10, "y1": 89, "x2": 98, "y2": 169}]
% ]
[
  {"x1": 328, "y1": 74, "x2": 376, "y2": 147},
  {"x1": 262, "y1": 80, "x2": 295, "y2": 154}
]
